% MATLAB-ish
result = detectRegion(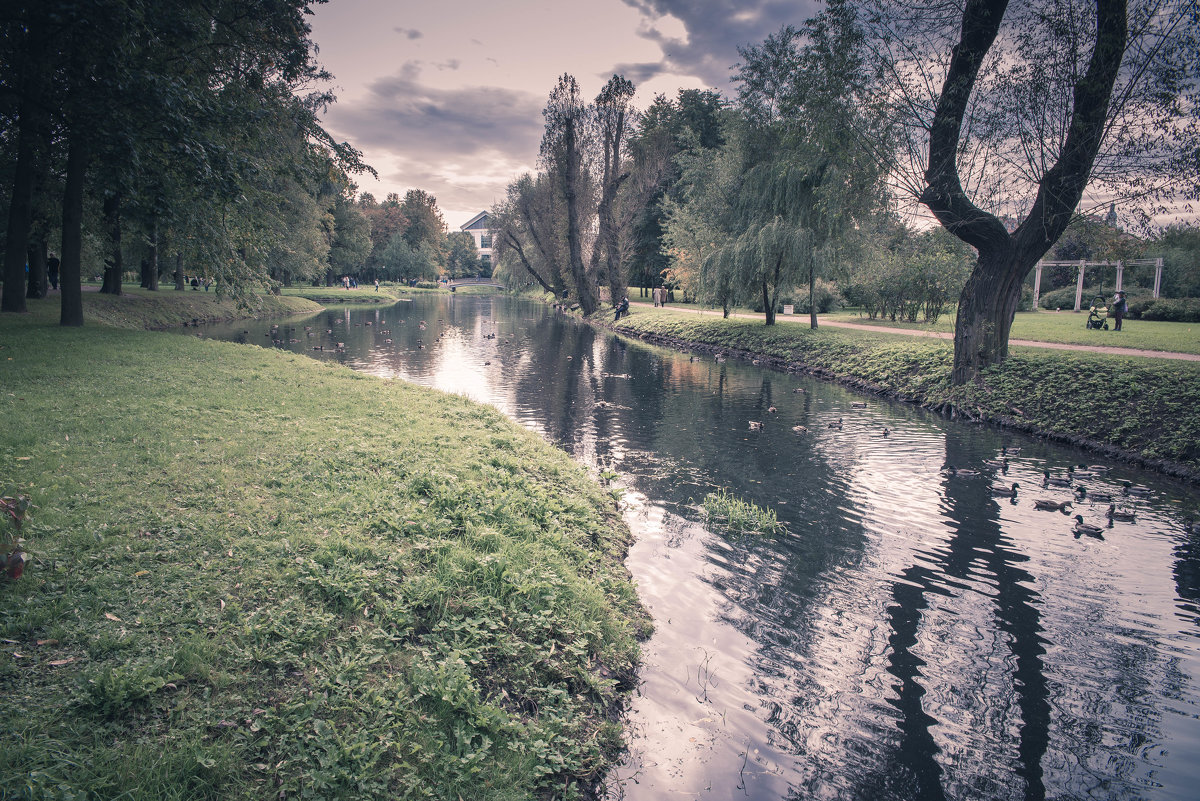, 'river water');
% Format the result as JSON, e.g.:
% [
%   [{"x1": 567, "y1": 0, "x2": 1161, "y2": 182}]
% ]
[{"x1": 196, "y1": 294, "x2": 1200, "y2": 801}]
